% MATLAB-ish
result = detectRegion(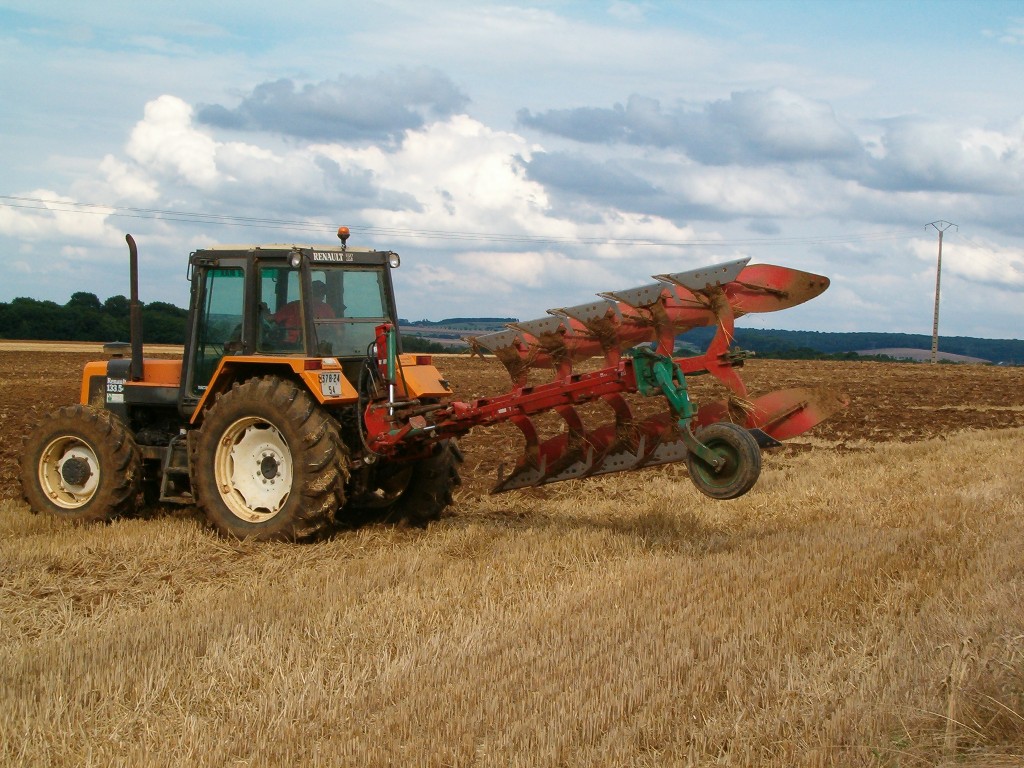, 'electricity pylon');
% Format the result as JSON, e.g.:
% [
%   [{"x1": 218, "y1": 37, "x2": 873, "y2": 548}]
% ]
[{"x1": 926, "y1": 220, "x2": 957, "y2": 364}]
